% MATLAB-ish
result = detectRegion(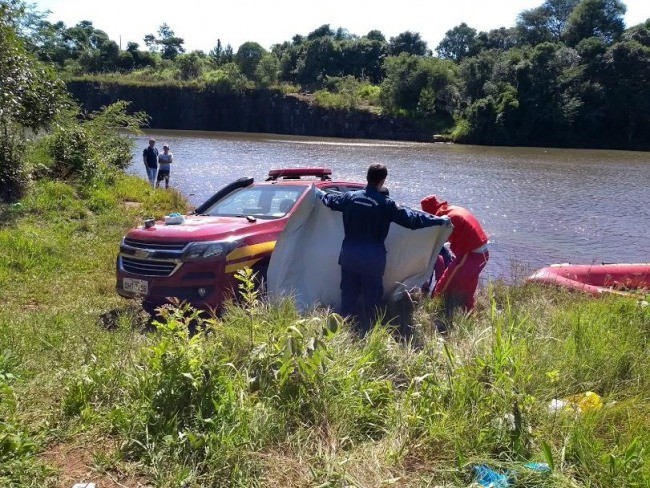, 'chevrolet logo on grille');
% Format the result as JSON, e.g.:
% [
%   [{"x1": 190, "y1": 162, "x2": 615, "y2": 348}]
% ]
[{"x1": 135, "y1": 250, "x2": 150, "y2": 259}]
